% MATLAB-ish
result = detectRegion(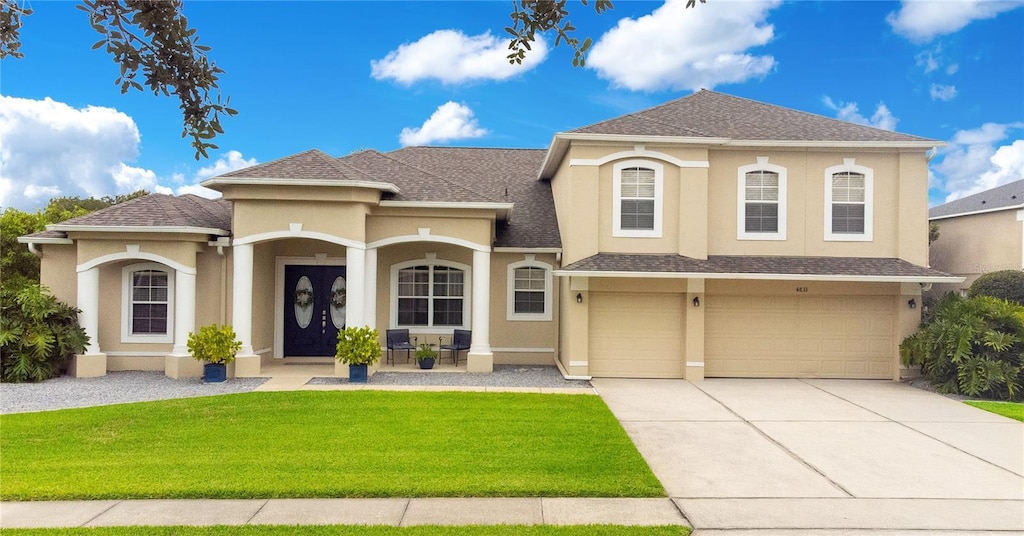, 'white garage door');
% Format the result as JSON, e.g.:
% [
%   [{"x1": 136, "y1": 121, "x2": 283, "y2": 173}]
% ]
[
  {"x1": 705, "y1": 295, "x2": 895, "y2": 379},
  {"x1": 588, "y1": 292, "x2": 685, "y2": 378}
]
